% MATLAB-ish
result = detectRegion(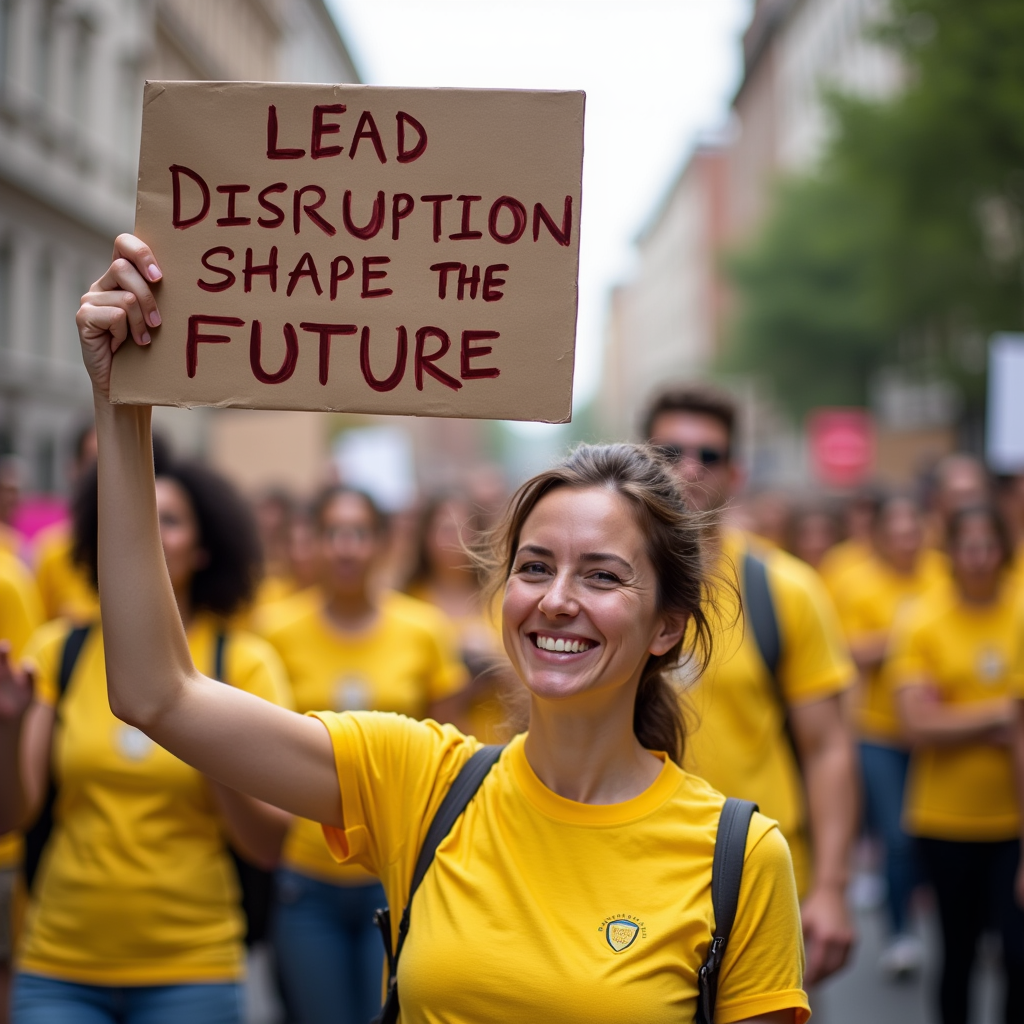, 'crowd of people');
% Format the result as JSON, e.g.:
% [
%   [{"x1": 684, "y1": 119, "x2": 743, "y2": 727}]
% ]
[{"x1": 0, "y1": 235, "x2": 1020, "y2": 1024}]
